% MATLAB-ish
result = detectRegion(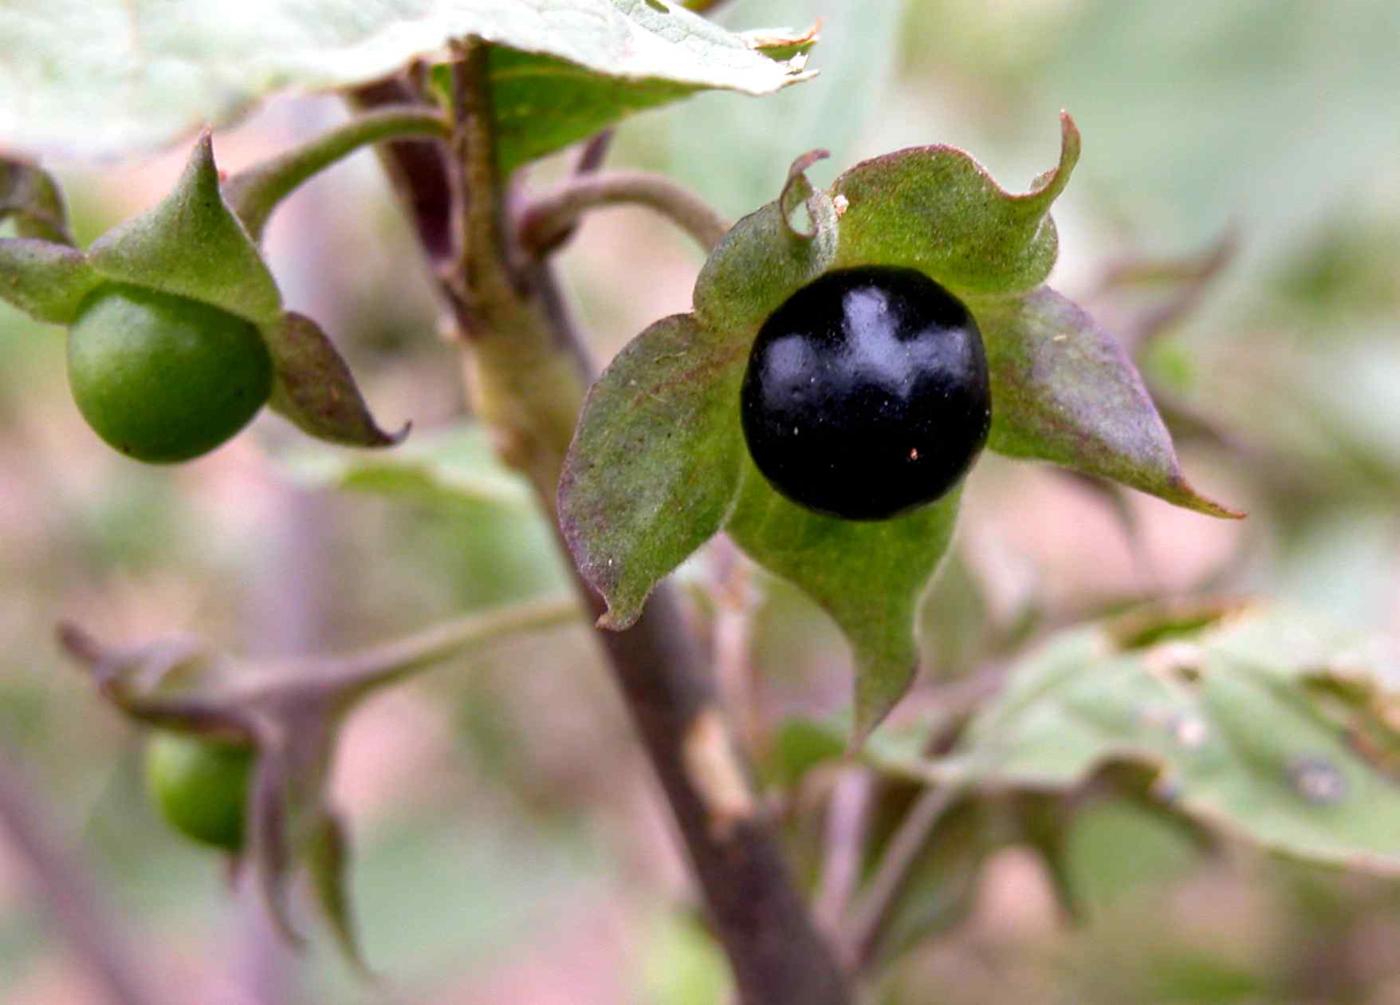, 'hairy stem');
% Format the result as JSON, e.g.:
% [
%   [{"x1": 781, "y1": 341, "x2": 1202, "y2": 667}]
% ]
[
  {"x1": 356, "y1": 46, "x2": 851, "y2": 1005},
  {"x1": 224, "y1": 107, "x2": 450, "y2": 241},
  {"x1": 0, "y1": 747, "x2": 163, "y2": 1005},
  {"x1": 518, "y1": 171, "x2": 731, "y2": 257}
]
